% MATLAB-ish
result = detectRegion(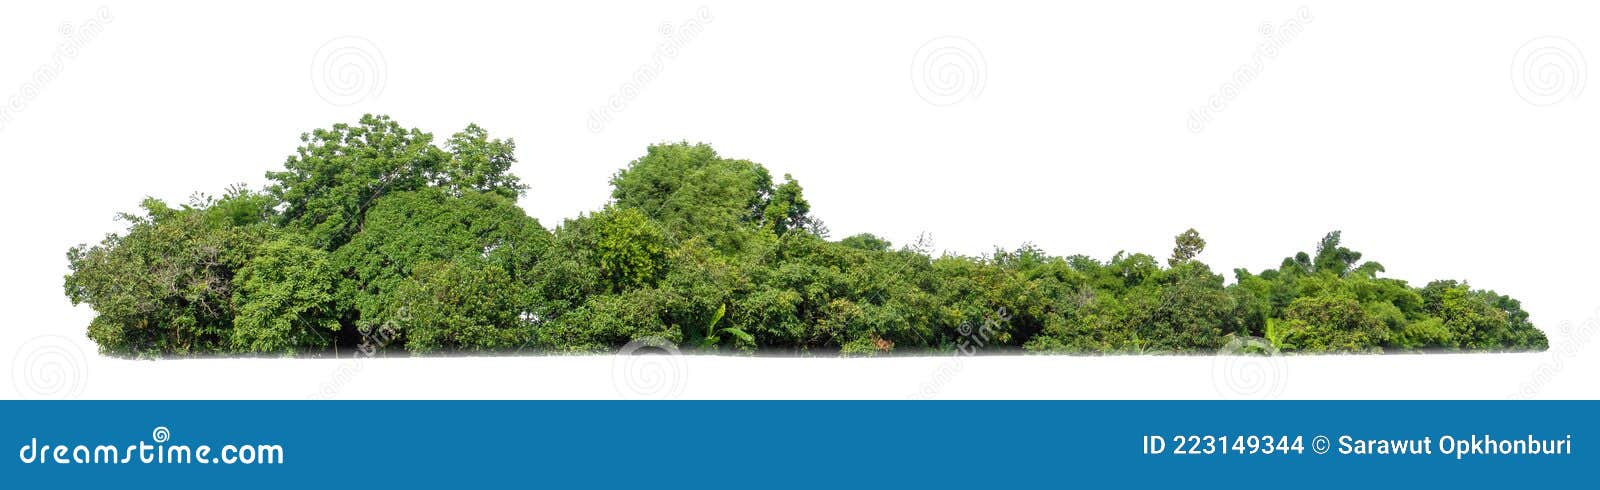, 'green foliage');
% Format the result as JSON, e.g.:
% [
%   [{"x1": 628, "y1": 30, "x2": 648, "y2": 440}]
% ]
[
  {"x1": 694, "y1": 303, "x2": 754, "y2": 351},
  {"x1": 63, "y1": 115, "x2": 1549, "y2": 357},
  {"x1": 591, "y1": 206, "x2": 669, "y2": 292},
  {"x1": 1420, "y1": 281, "x2": 1546, "y2": 351},
  {"x1": 230, "y1": 235, "x2": 340, "y2": 355},
  {"x1": 1276, "y1": 295, "x2": 1386, "y2": 353},
  {"x1": 608, "y1": 142, "x2": 819, "y2": 253},
  {"x1": 760, "y1": 174, "x2": 816, "y2": 237},
  {"x1": 536, "y1": 287, "x2": 680, "y2": 353},
  {"x1": 1313, "y1": 231, "x2": 1363, "y2": 276},
  {"x1": 333, "y1": 187, "x2": 548, "y2": 328},
  {"x1": 1395, "y1": 317, "x2": 1453, "y2": 350},
  {"x1": 65, "y1": 190, "x2": 273, "y2": 357},
  {"x1": 267, "y1": 115, "x2": 448, "y2": 250},
  {"x1": 839, "y1": 233, "x2": 892, "y2": 252},
  {"x1": 441, "y1": 124, "x2": 526, "y2": 199},
  {"x1": 388, "y1": 259, "x2": 531, "y2": 353},
  {"x1": 266, "y1": 115, "x2": 527, "y2": 250},
  {"x1": 1169, "y1": 228, "x2": 1206, "y2": 267}
]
